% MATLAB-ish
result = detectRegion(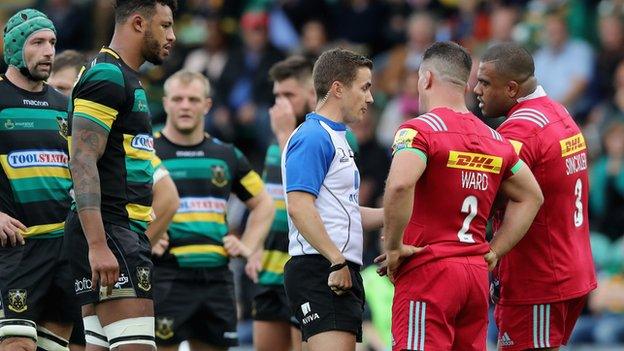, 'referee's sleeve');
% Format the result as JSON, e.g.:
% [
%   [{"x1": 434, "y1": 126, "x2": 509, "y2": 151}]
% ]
[{"x1": 284, "y1": 124, "x2": 334, "y2": 197}]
